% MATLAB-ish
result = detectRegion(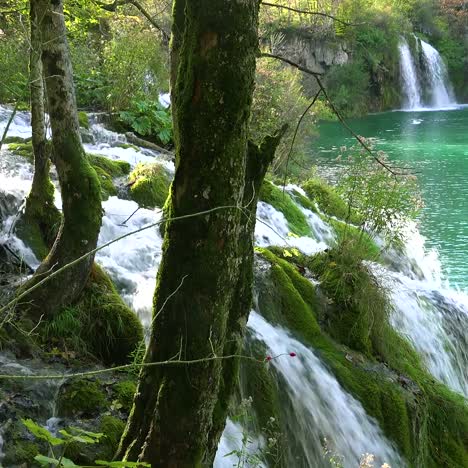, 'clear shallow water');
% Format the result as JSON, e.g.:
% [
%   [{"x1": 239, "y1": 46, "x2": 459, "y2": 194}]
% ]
[{"x1": 312, "y1": 106, "x2": 468, "y2": 289}]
